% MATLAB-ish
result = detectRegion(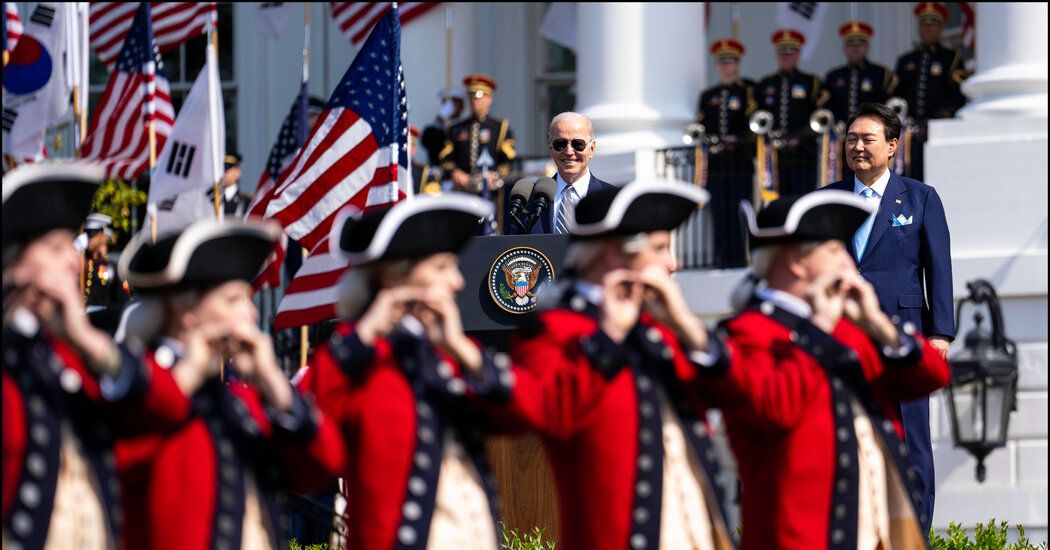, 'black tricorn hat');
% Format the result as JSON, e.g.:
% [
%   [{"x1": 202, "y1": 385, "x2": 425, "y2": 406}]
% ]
[
  {"x1": 740, "y1": 190, "x2": 874, "y2": 250},
  {"x1": 119, "y1": 219, "x2": 281, "y2": 292},
  {"x1": 571, "y1": 180, "x2": 708, "y2": 238},
  {"x1": 330, "y1": 193, "x2": 493, "y2": 265},
  {"x1": 3, "y1": 163, "x2": 103, "y2": 257}
]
